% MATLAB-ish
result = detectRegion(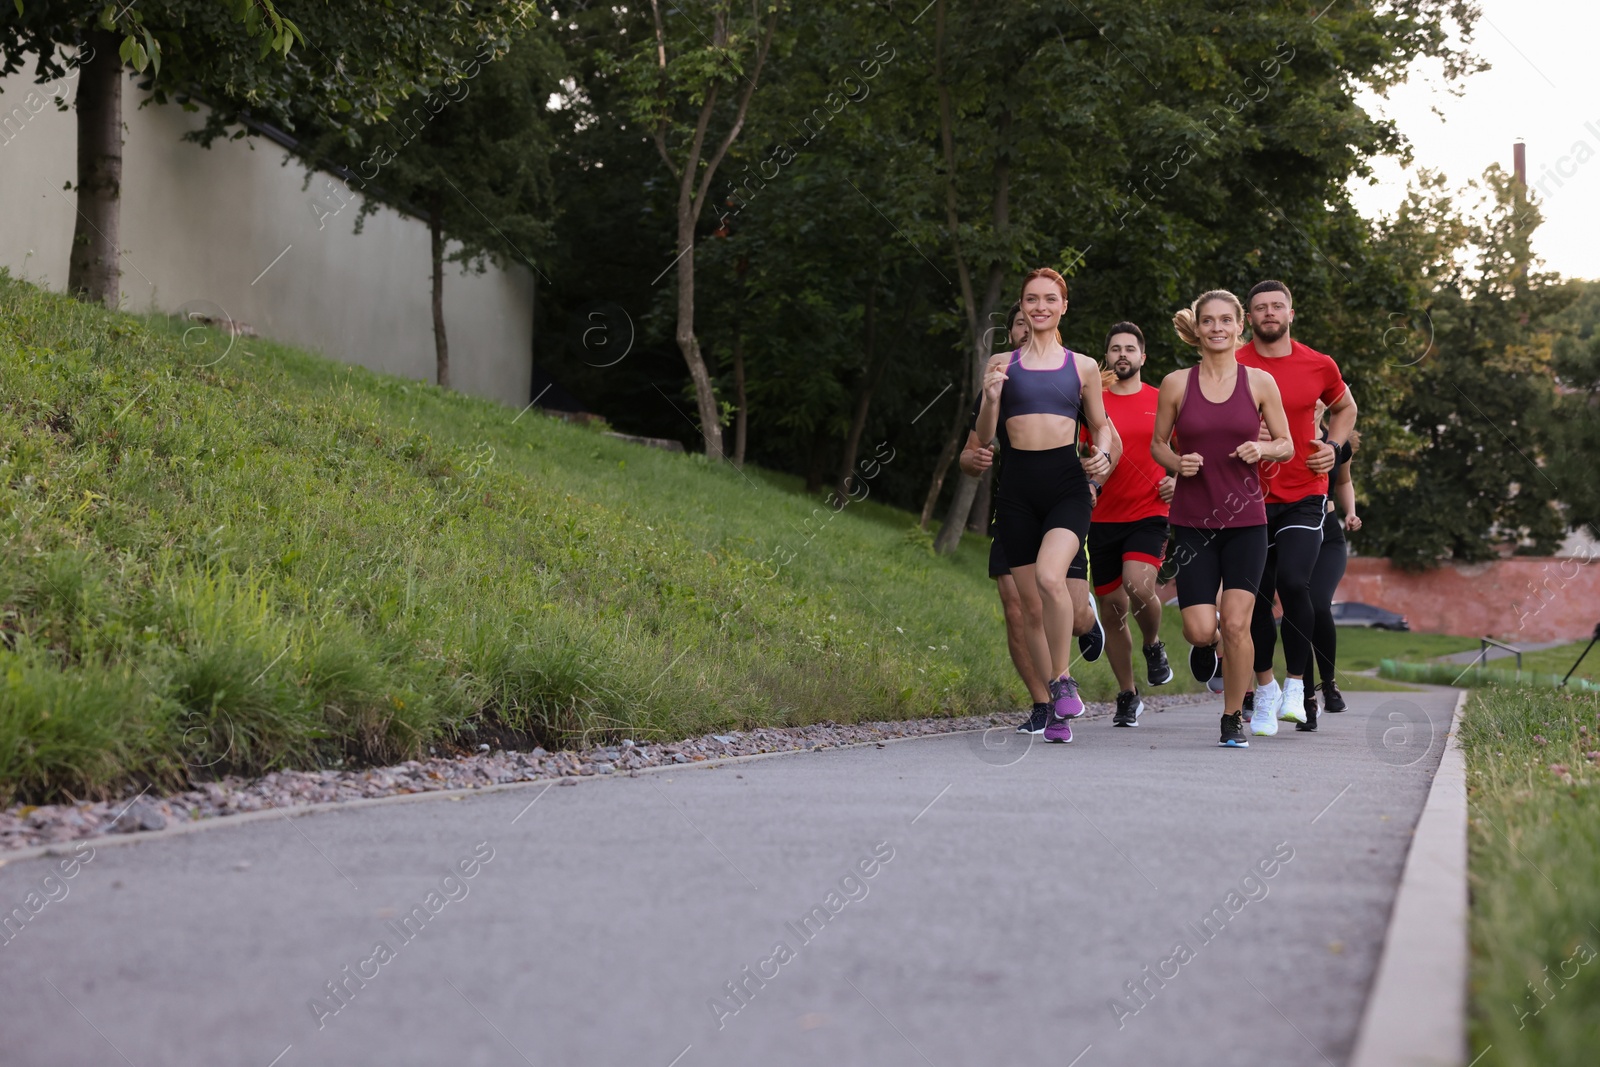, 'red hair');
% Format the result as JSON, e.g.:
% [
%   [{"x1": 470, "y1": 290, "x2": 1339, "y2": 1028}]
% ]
[{"x1": 1021, "y1": 267, "x2": 1068, "y2": 304}]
